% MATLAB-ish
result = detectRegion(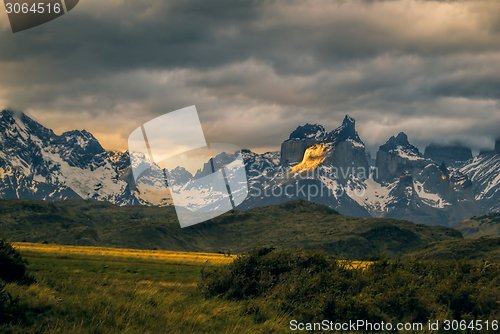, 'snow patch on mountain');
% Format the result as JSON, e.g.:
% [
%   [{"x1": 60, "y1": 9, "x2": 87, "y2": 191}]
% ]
[
  {"x1": 461, "y1": 152, "x2": 500, "y2": 211},
  {"x1": 0, "y1": 109, "x2": 138, "y2": 205},
  {"x1": 347, "y1": 174, "x2": 397, "y2": 215},
  {"x1": 346, "y1": 139, "x2": 364, "y2": 148},
  {"x1": 39, "y1": 147, "x2": 124, "y2": 200},
  {"x1": 391, "y1": 147, "x2": 424, "y2": 161},
  {"x1": 414, "y1": 180, "x2": 448, "y2": 208}
]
